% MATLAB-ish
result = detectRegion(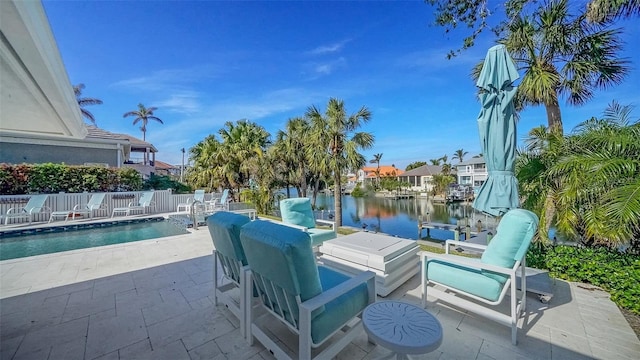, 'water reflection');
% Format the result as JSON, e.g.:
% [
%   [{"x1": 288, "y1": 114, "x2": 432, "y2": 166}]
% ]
[{"x1": 314, "y1": 194, "x2": 498, "y2": 240}]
